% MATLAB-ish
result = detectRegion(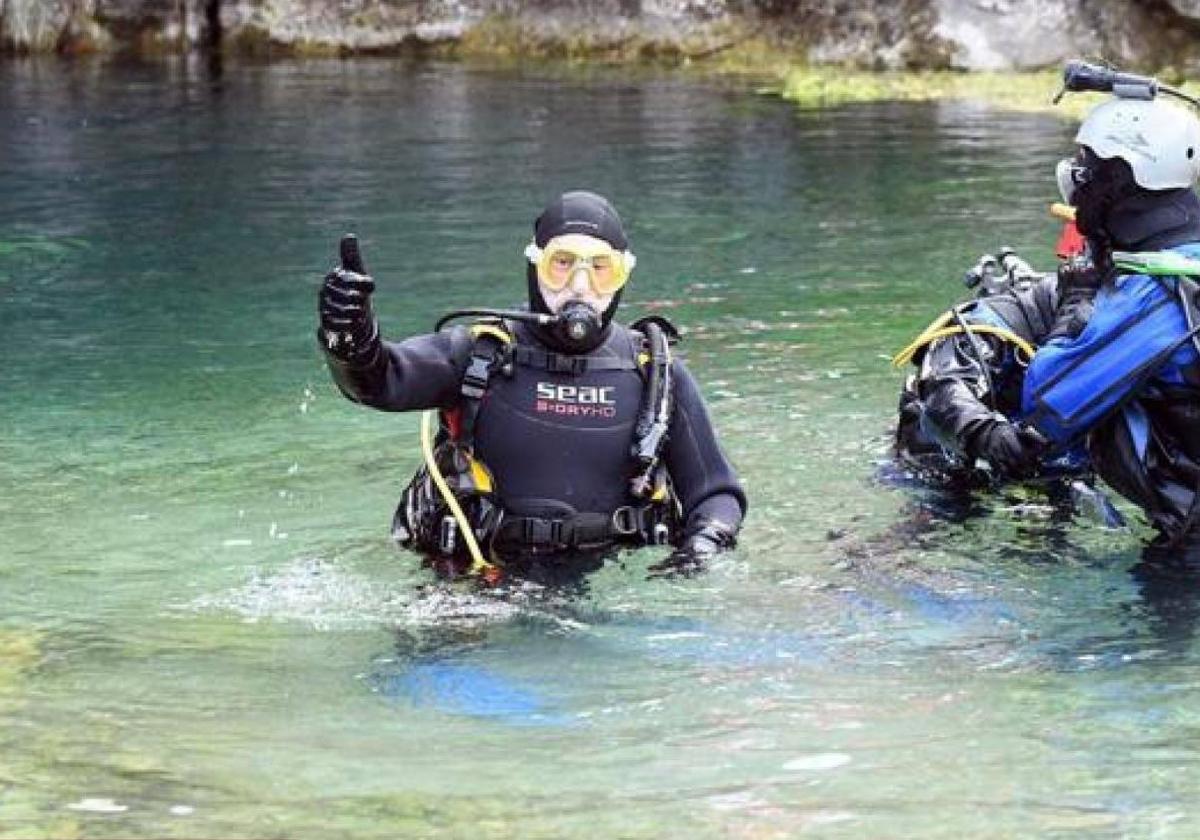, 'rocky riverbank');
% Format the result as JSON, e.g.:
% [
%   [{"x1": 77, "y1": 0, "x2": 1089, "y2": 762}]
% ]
[{"x1": 5, "y1": 0, "x2": 1200, "y2": 73}]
